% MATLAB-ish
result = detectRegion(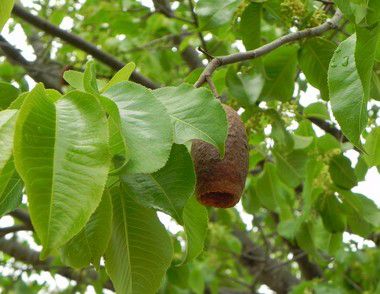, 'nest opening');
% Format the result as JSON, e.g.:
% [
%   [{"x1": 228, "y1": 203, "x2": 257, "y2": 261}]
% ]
[{"x1": 199, "y1": 192, "x2": 237, "y2": 208}]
